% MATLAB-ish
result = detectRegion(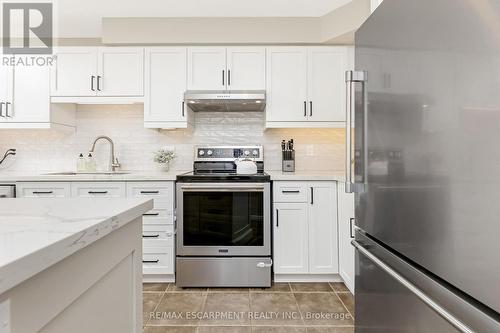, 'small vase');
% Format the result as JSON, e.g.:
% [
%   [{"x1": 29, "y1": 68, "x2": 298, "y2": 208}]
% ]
[{"x1": 161, "y1": 163, "x2": 170, "y2": 172}]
